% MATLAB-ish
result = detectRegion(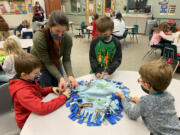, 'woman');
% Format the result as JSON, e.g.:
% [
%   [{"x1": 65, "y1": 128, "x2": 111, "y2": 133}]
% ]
[
  {"x1": 33, "y1": 1, "x2": 44, "y2": 22},
  {"x1": 31, "y1": 10, "x2": 78, "y2": 92},
  {"x1": 112, "y1": 12, "x2": 126, "y2": 38}
]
